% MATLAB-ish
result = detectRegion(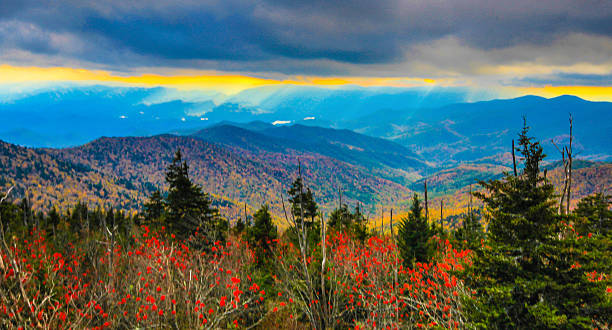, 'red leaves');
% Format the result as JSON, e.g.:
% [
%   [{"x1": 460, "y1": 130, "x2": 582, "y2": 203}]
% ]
[{"x1": 1, "y1": 228, "x2": 263, "y2": 329}]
